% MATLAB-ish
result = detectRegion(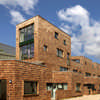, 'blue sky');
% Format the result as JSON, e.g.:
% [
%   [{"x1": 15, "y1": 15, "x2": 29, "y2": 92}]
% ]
[{"x1": 0, "y1": 0, "x2": 100, "y2": 63}]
